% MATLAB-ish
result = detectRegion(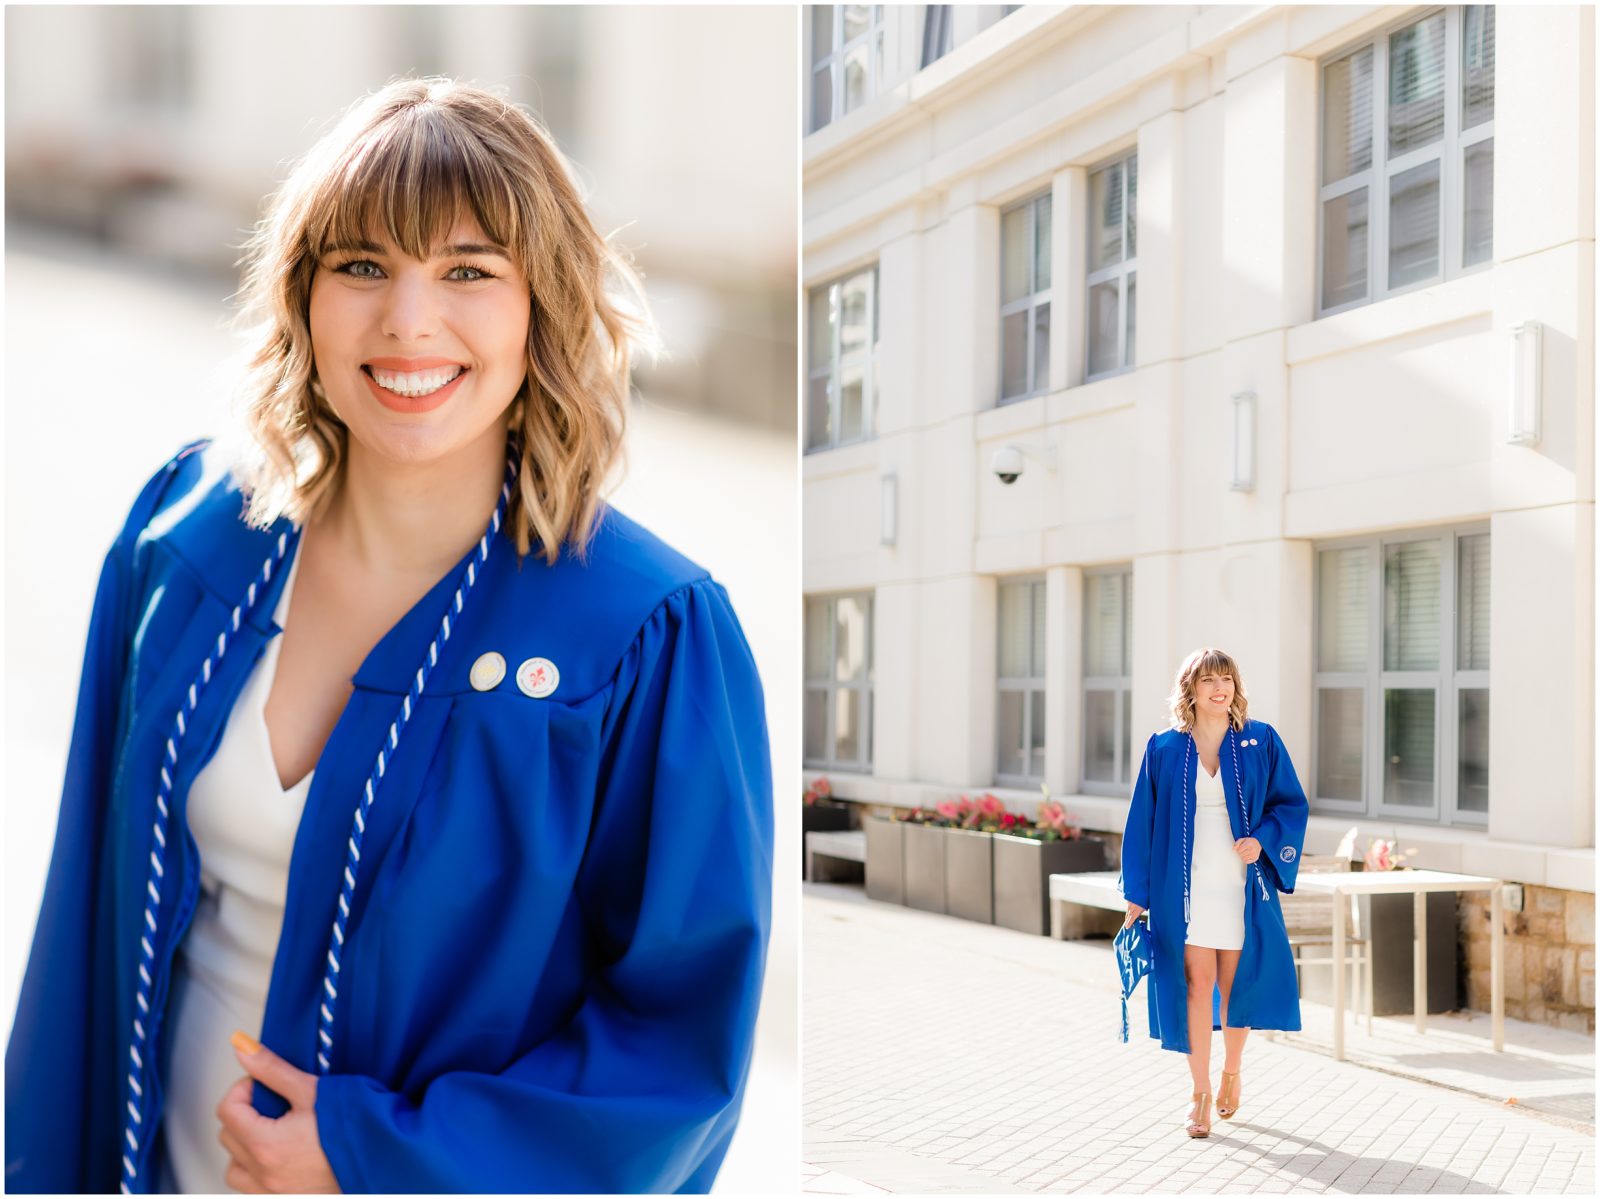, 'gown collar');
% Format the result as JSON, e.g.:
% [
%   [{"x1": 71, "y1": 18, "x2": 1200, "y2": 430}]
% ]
[{"x1": 155, "y1": 450, "x2": 518, "y2": 696}]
